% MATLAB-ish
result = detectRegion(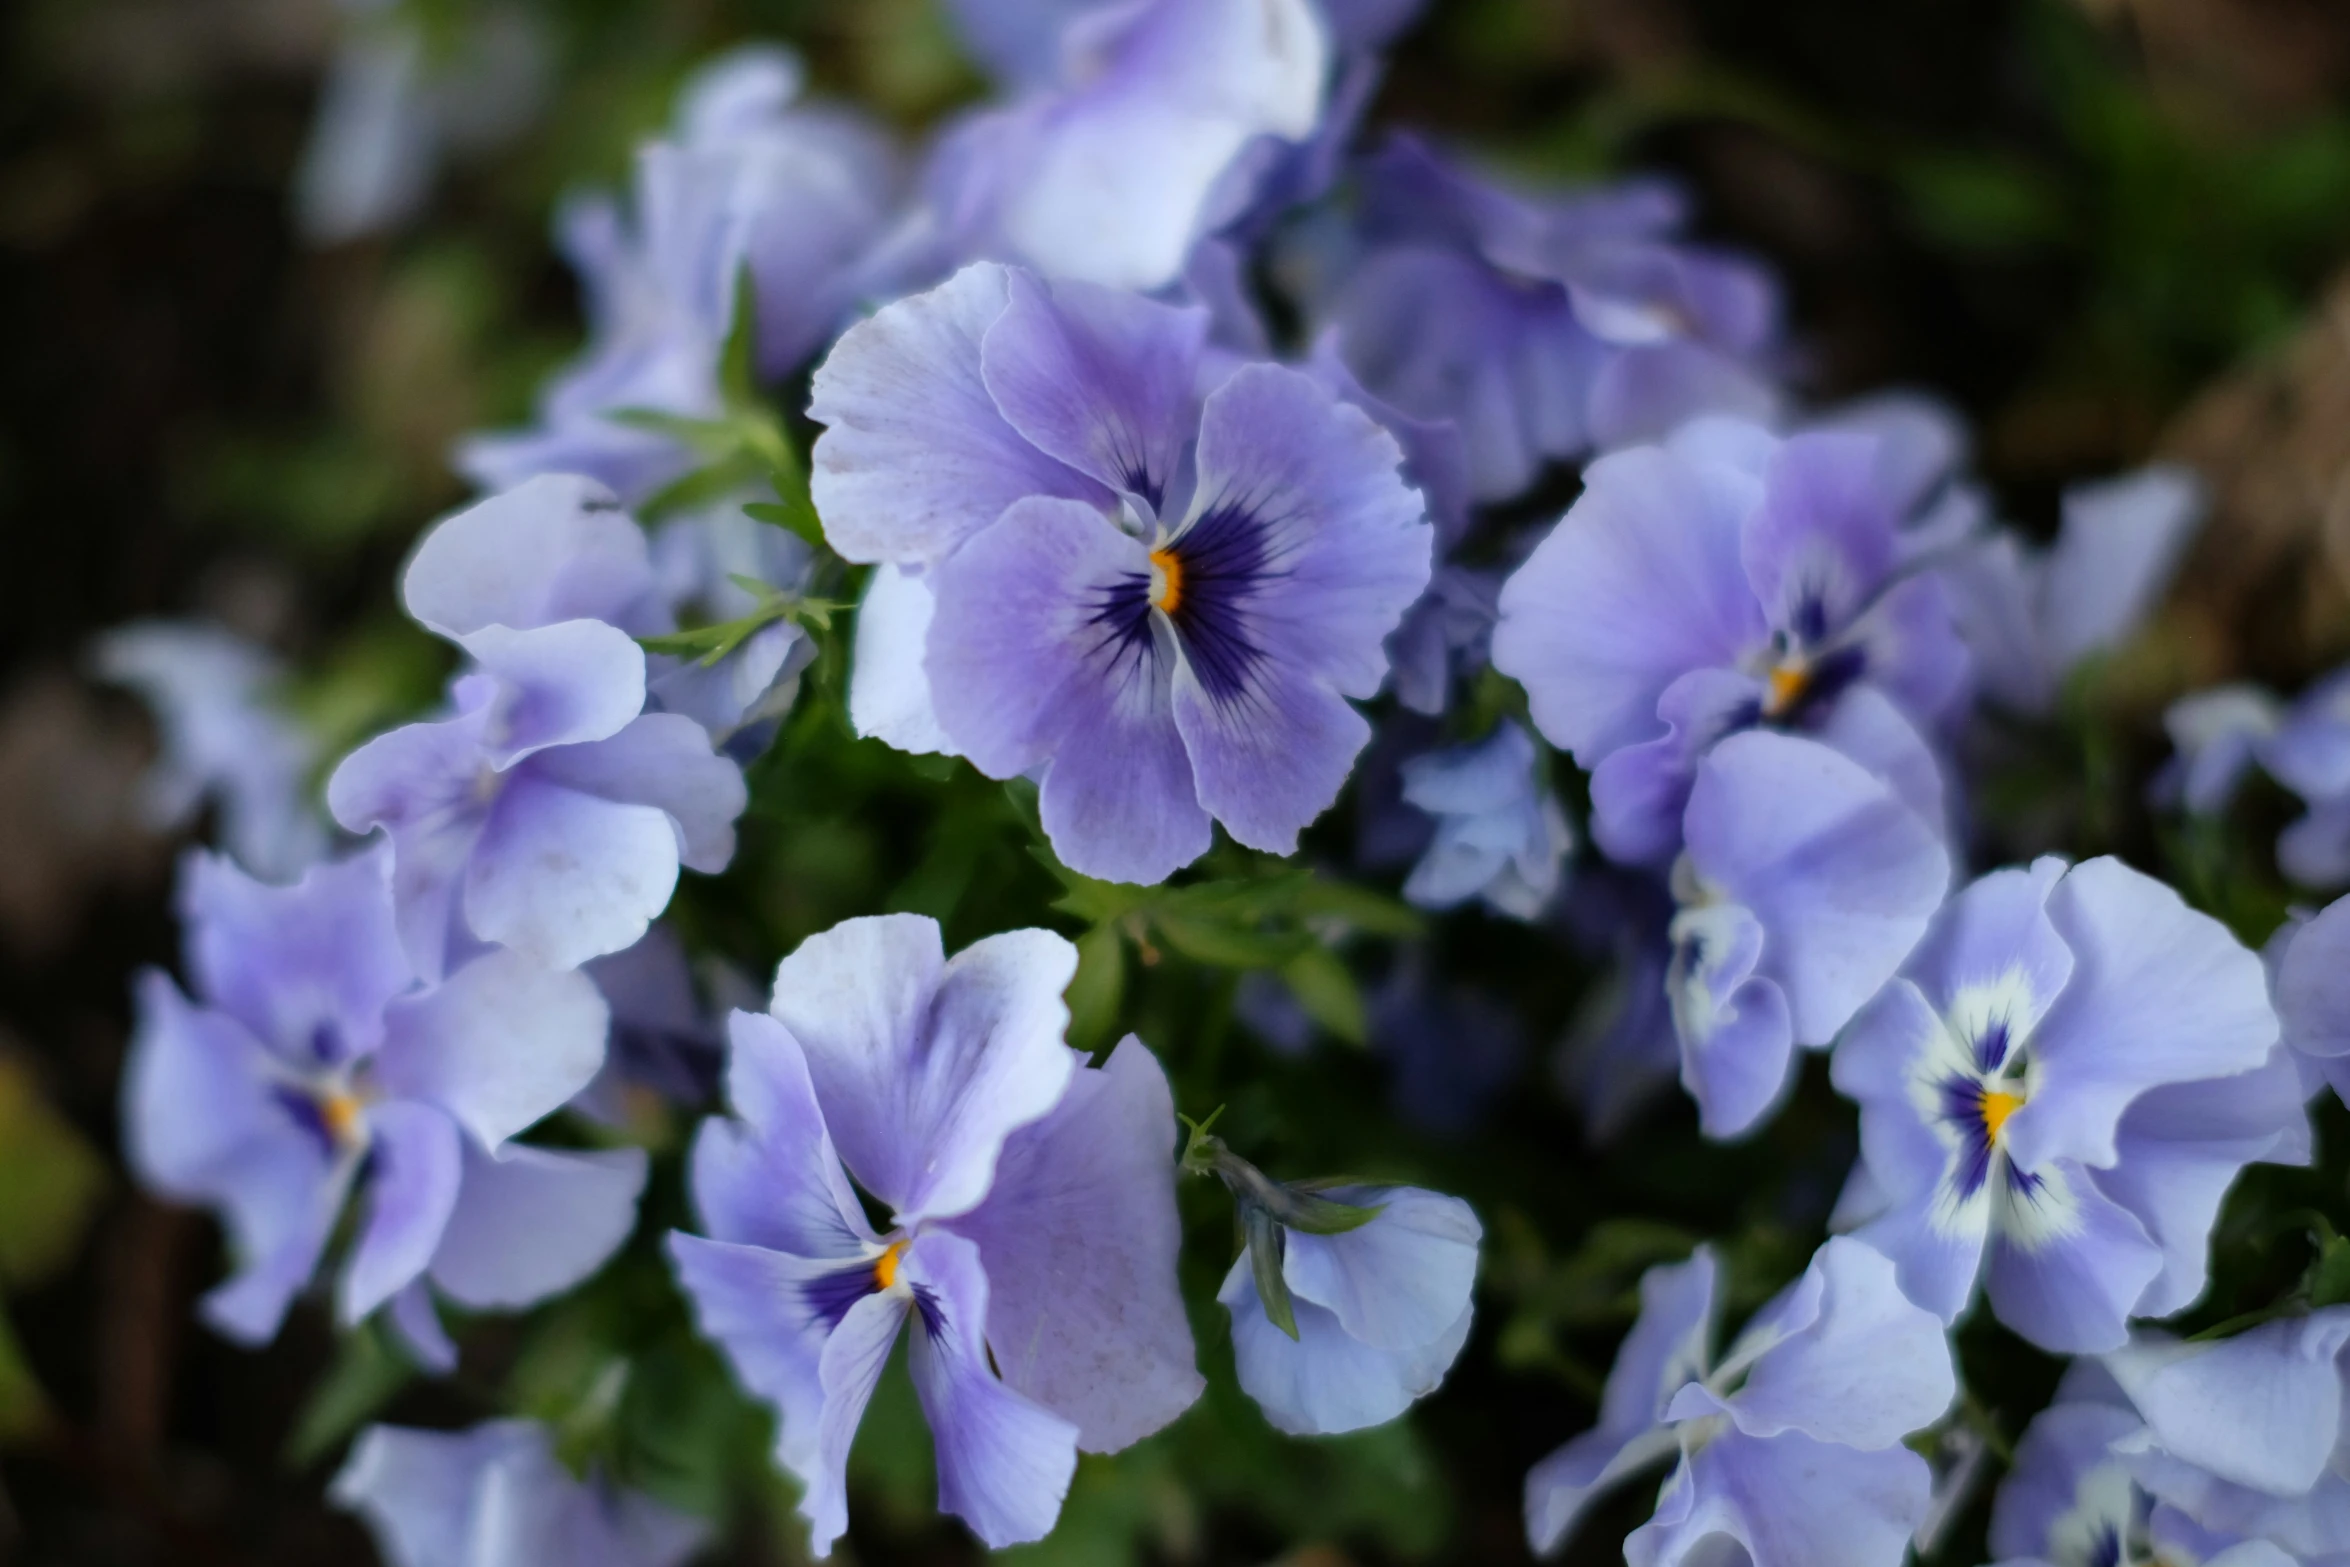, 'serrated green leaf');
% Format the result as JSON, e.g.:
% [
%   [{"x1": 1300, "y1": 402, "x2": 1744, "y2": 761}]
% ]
[{"x1": 1278, "y1": 945, "x2": 1366, "y2": 1045}]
